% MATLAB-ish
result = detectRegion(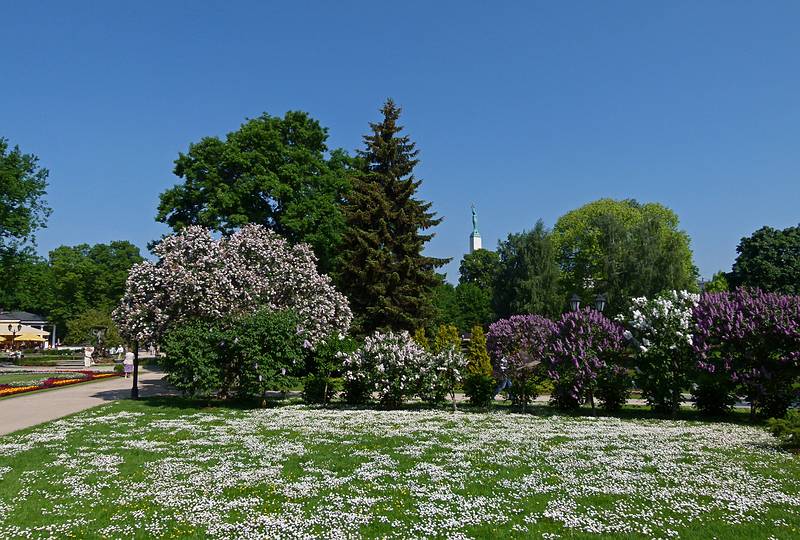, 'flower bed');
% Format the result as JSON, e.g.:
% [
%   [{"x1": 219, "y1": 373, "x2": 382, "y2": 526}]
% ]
[{"x1": 0, "y1": 371, "x2": 120, "y2": 398}]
